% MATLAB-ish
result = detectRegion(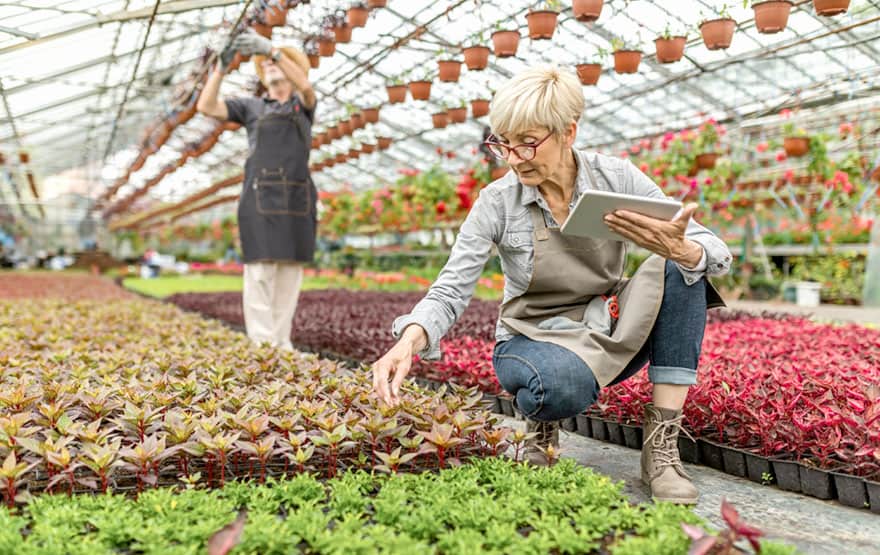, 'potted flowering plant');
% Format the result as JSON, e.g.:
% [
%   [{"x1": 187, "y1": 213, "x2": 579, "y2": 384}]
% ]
[
  {"x1": 463, "y1": 31, "x2": 490, "y2": 70},
  {"x1": 748, "y1": 0, "x2": 794, "y2": 34},
  {"x1": 576, "y1": 47, "x2": 607, "y2": 85},
  {"x1": 654, "y1": 24, "x2": 686, "y2": 63},
  {"x1": 347, "y1": 2, "x2": 370, "y2": 28},
  {"x1": 408, "y1": 68, "x2": 434, "y2": 101},
  {"x1": 694, "y1": 119, "x2": 722, "y2": 169},
  {"x1": 436, "y1": 49, "x2": 463, "y2": 82},
  {"x1": 386, "y1": 73, "x2": 408, "y2": 103},
  {"x1": 526, "y1": 0, "x2": 560, "y2": 40},
  {"x1": 781, "y1": 109, "x2": 810, "y2": 157},
  {"x1": 699, "y1": 4, "x2": 736, "y2": 50},
  {"x1": 611, "y1": 37, "x2": 642, "y2": 74},
  {"x1": 813, "y1": 0, "x2": 850, "y2": 16},
  {"x1": 572, "y1": 0, "x2": 604, "y2": 22},
  {"x1": 491, "y1": 20, "x2": 520, "y2": 57}
]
